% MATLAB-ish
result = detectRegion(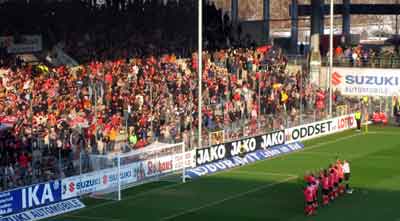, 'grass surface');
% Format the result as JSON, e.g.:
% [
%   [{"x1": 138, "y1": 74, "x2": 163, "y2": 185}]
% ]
[{"x1": 50, "y1": 126, "x2": 400, "y2": 221}]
